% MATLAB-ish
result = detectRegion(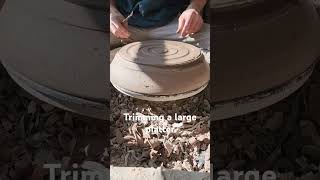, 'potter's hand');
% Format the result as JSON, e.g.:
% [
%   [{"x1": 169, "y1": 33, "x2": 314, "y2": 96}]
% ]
[
  {"x1": 177, "y1": 8, "x2": 203, "y2": 37},
  {"x1": 110, "y1": 13, "x2": 130, "y2": 39}
]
